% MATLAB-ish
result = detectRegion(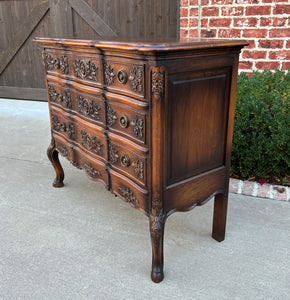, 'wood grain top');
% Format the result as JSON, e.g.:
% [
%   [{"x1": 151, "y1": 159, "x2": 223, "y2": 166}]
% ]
[{"x1": 34, "y1": 37, "x2": 248, "y2": 52}]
